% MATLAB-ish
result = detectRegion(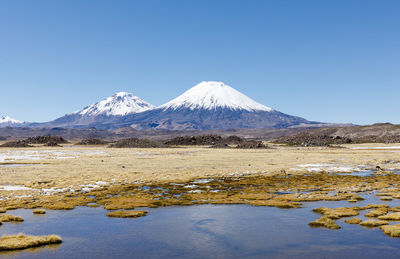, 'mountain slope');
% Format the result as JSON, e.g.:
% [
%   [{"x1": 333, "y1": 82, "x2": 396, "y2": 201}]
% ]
[
  {"x1": 32, "y1": 92, "x2": 154, "y2": 128},
  {"x1": 105, "y1": 81, "x2": 316, "y2": 130}
]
